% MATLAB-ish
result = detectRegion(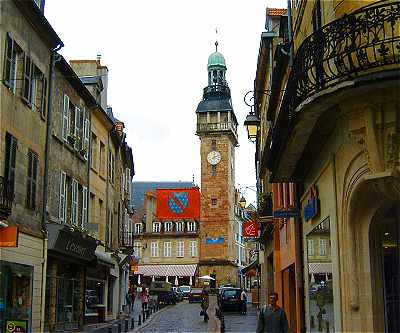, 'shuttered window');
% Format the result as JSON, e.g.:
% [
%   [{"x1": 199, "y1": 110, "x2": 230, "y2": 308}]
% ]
[
  {"x1": 83, "y1": 109, "x2": 90, "y2": 159},
  {"x1": 40, "y1": 76, "x2": 47, "y2": 118},
  {"x1": 71, "y1": 179, "x2": 78, "y2": 225},
  {"x1": 26, "y1": 150, "x2": 38, "y2": 210},
  {"x1": 4, "y1": 33, "x2": 18, "y2": 93},
  {"x1": 23, "y1": 53, "x2": 33, "y2": 104},
  {"x1": 59, "y1": 171, "x2": 67, "y2": 223},
  {"x1": 82, "y1": 186, "x2": 88, "y2": 228},
  {"x1": 74, "y1": 106, "x2": 81, "y2": 150},
  {"x1": 4, "y1": 133, "x2": 17, "y2": 196},
  {"x1": 62, "y1": 95, "x2": 70, "y2": 140}
]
